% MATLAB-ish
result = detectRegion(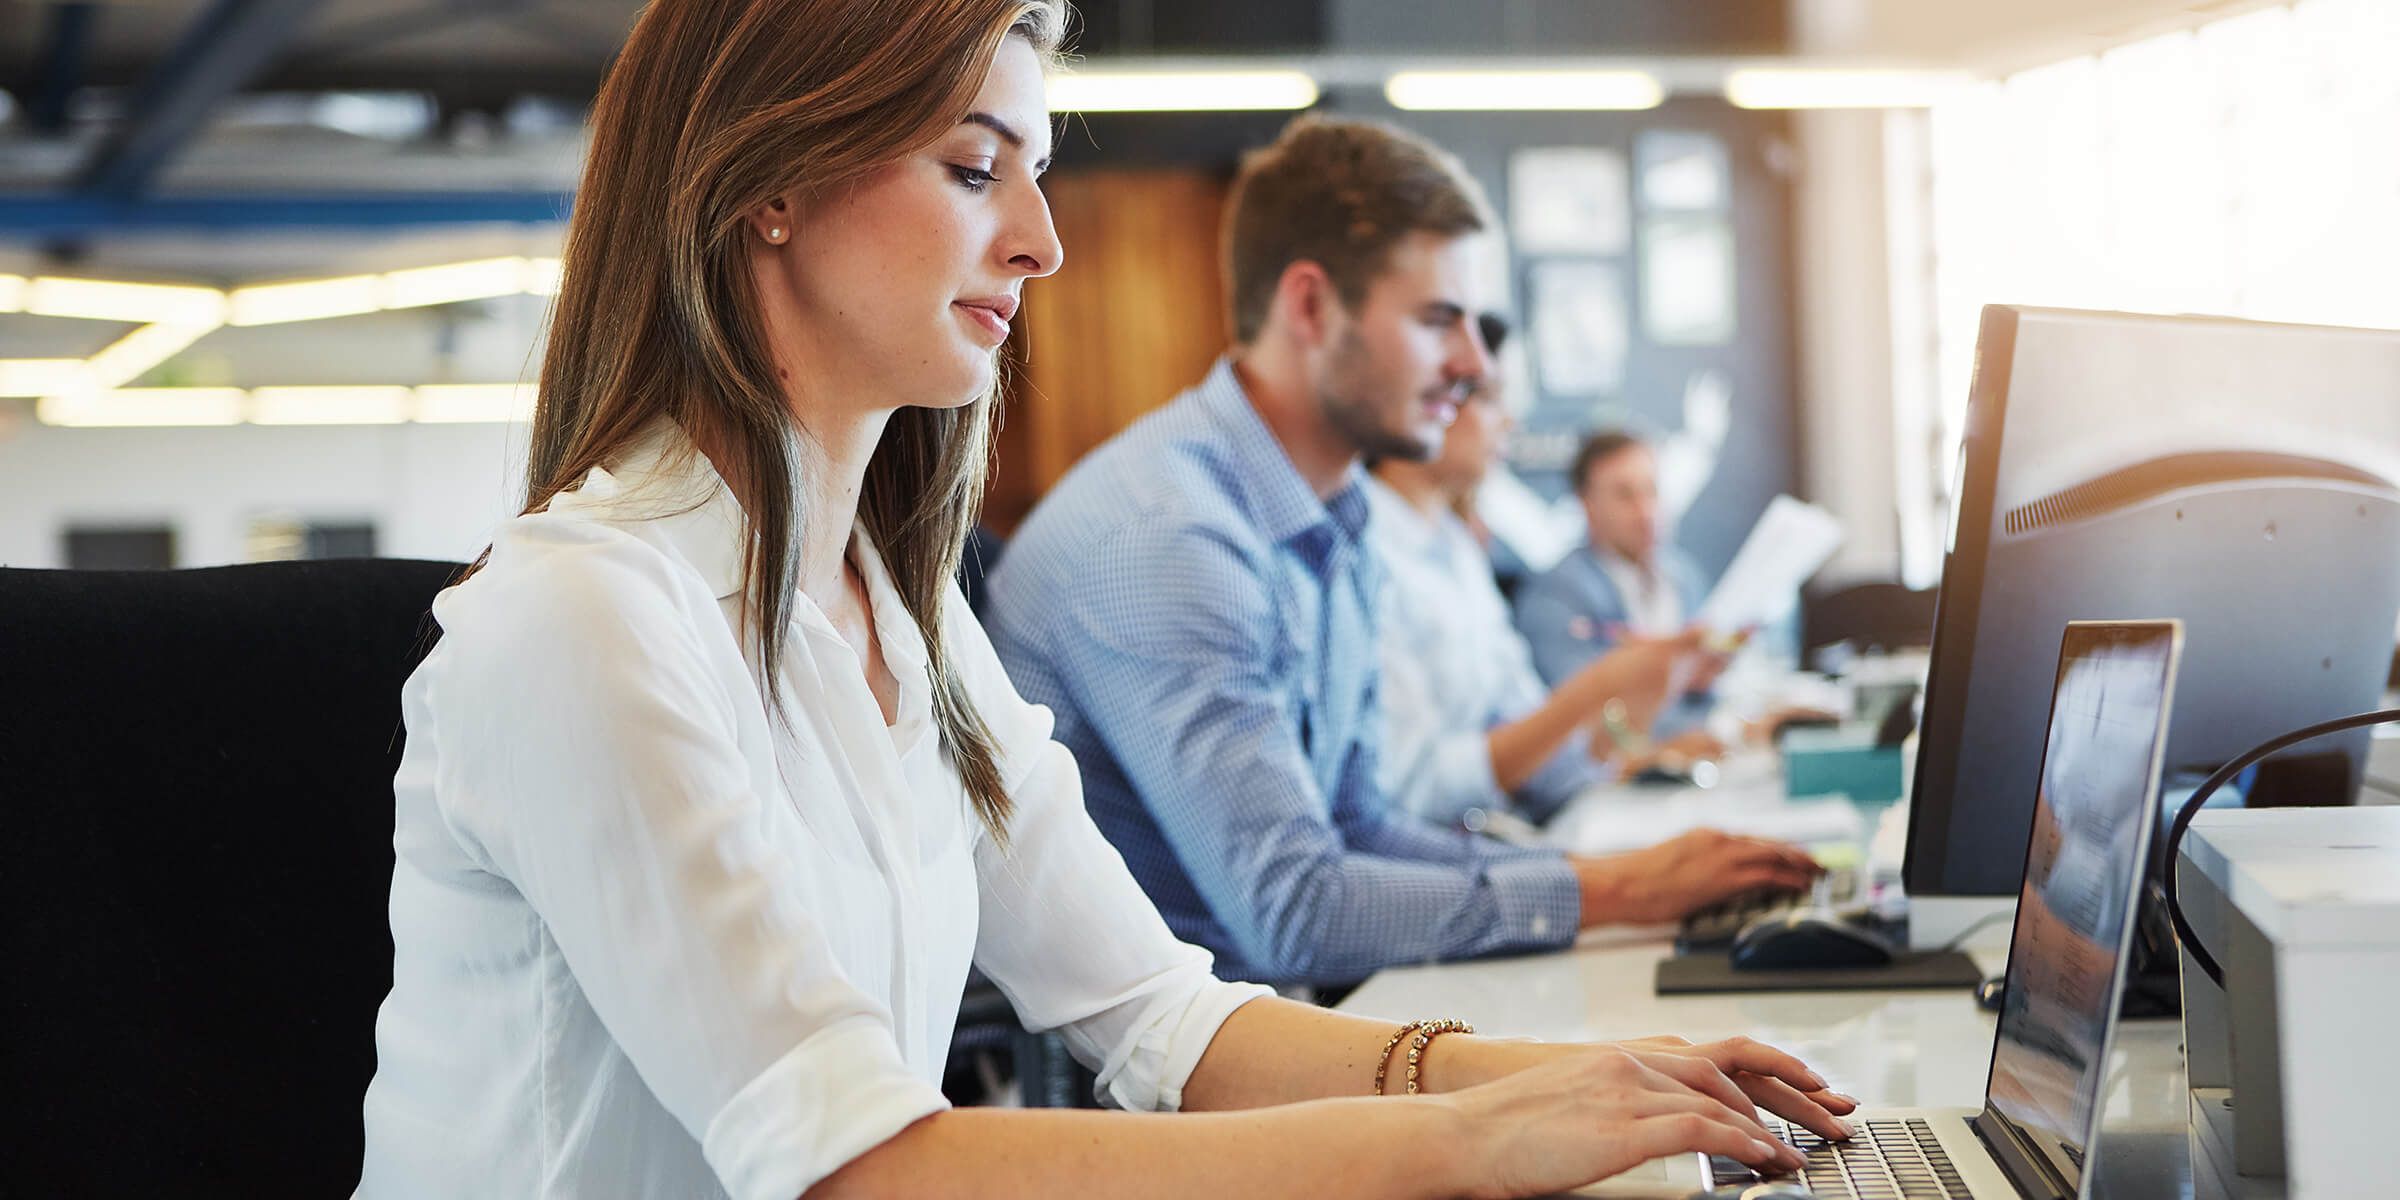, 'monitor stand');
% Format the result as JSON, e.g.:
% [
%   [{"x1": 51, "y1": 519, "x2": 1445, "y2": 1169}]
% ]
[{"x1": 1903, "y1": 893, "x2": 2016, "y2": 953}]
